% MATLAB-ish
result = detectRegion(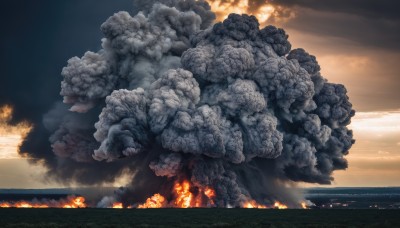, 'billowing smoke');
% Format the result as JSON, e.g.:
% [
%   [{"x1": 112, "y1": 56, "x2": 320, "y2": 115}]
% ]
[{"x1": 23, "y1": 0, "x2": 354, "y2": 207}]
